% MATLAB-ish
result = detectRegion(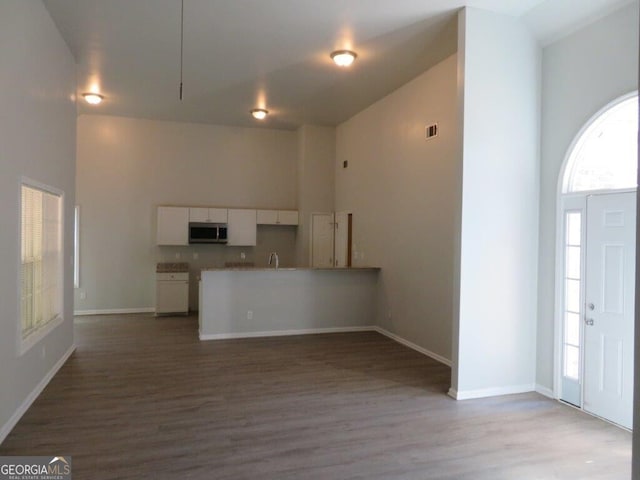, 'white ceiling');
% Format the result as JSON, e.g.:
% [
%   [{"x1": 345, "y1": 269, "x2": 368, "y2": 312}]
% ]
[{"x1": 43, "y1": 0, "x2": 634, "y2": 130}]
